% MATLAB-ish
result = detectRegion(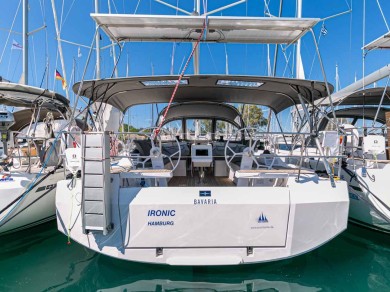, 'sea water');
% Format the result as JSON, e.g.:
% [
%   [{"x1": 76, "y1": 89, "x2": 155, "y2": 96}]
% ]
[{"x1": 0, "y1": 221, "x2": 390, "y2": 291}]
